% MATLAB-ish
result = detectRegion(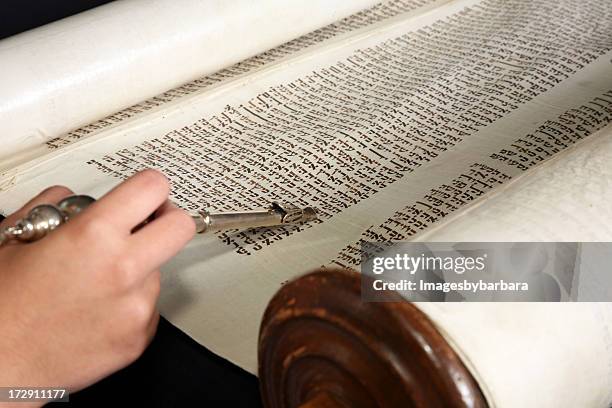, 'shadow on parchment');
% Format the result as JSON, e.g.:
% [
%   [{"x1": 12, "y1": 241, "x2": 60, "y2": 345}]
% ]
[{"x1": 159, "y1": 230, "x2": 244, "y2": 318}]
